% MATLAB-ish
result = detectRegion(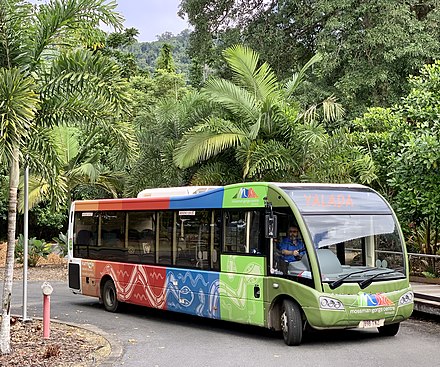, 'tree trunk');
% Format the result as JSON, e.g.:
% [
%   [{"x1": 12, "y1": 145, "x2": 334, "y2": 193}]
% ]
[{"x1": 0, "y1": 147, "x2": 20, "y2": 355}]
